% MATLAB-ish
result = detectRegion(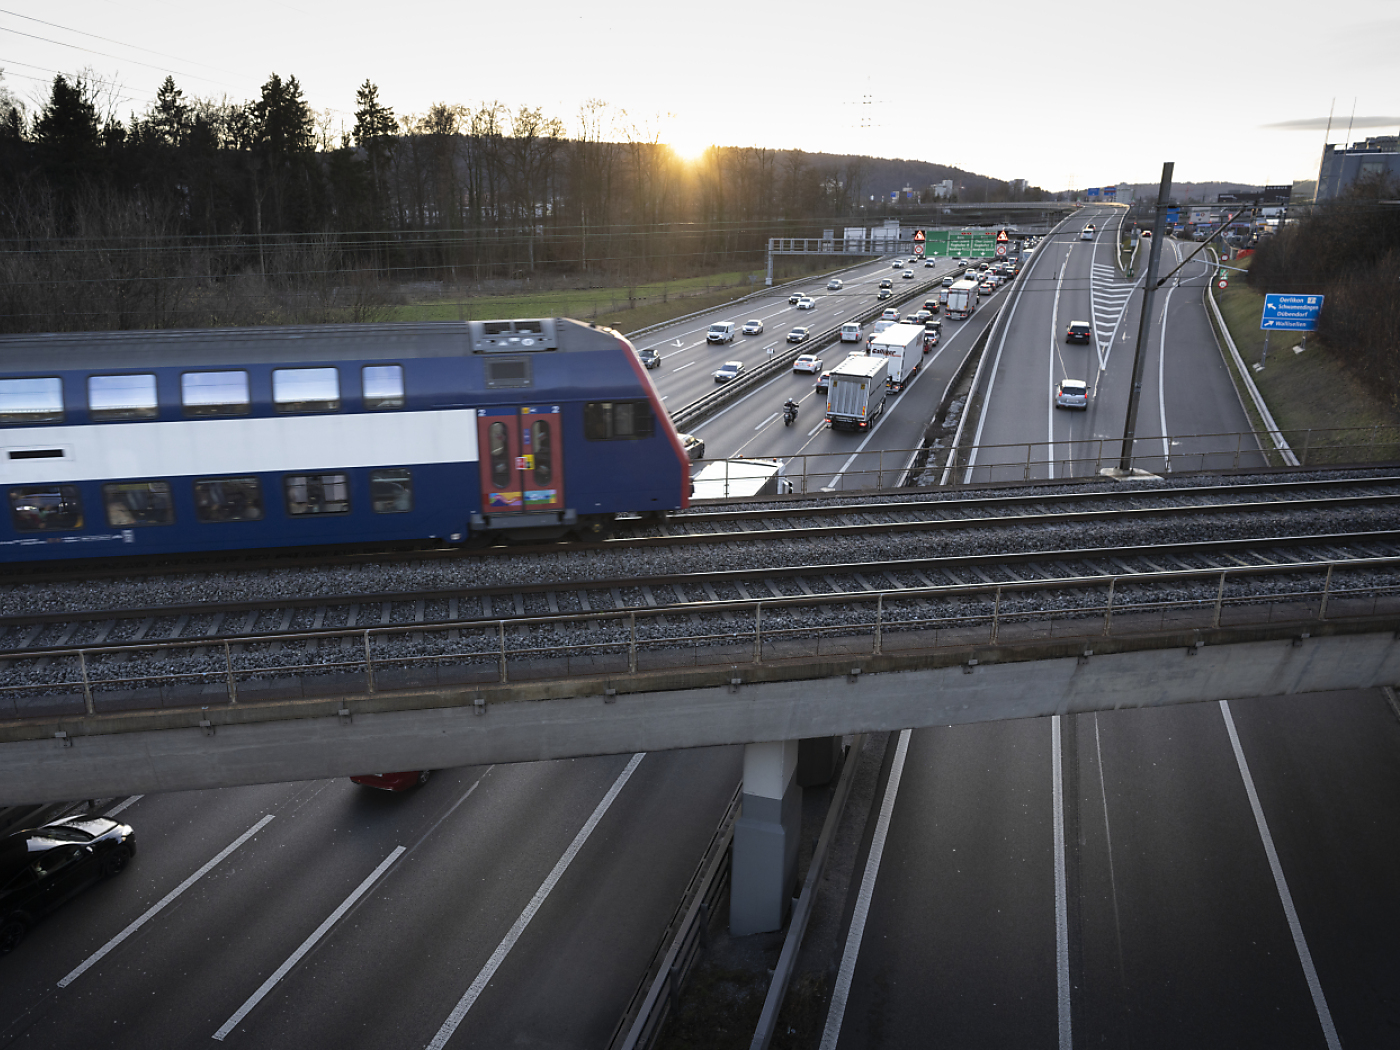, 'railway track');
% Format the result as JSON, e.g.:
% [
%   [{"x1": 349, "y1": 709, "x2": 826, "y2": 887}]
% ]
[
  {"x1": 2, "y1": 527, "x2": 1398, "y2": 660},
  {"x1": 4, "y1": 470, "x2": 1399, "y2": 587}
]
